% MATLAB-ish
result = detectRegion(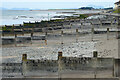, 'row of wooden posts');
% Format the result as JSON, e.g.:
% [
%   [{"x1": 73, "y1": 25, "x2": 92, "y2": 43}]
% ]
[
  {"x1": 22, "y1": 51, "x2": 118, "y2": 78},
  {"x1": 2, "y1": 17, "x2": 116, "y2": 35},
  {"x1": 13, "y1": 27, "x2": 118, "y2": 46}
]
